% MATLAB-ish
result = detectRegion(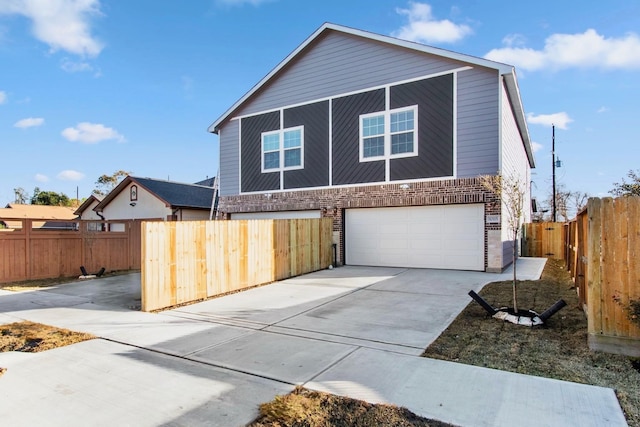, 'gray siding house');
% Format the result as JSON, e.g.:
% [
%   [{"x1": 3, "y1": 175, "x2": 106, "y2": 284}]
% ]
[{"x1": 209, "y1": 23, "x2": 534, "y2": 272}]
